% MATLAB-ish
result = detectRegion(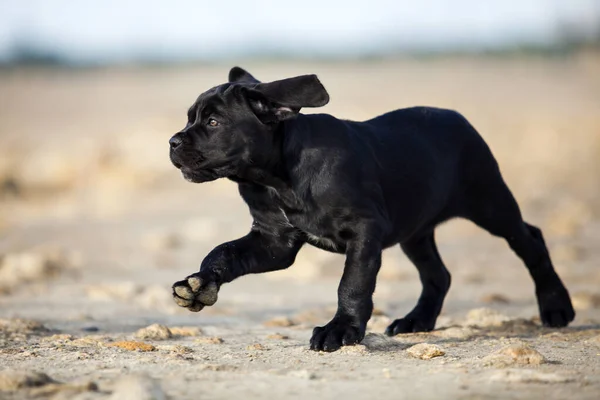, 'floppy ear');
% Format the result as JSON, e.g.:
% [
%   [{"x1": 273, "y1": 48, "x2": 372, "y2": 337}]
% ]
[
  {"x1": 245, "y1": 75, "x2": 329, "y2": 122},
  {"x1": 228, "y1": 66, "x2": 260, "y2": 84},
  {"x1": 256, "y1": 75, "x2": 329, "y2": 109}
]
